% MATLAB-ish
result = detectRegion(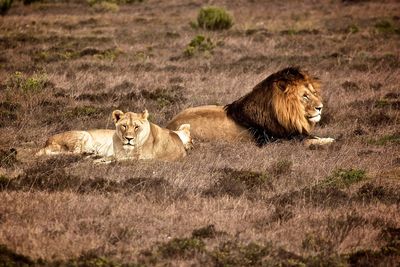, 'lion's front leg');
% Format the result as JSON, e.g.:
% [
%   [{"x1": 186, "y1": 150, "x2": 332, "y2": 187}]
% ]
[{"x1": 303, "y1": 136, "x2": 335, "y2": 146}]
